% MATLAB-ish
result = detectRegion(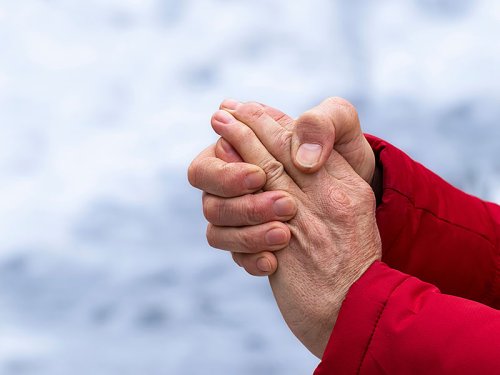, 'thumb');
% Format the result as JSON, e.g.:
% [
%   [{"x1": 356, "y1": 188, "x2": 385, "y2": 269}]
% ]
[{"x1": 292, "y1": 97, "x2": 373, "y2": 182}]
